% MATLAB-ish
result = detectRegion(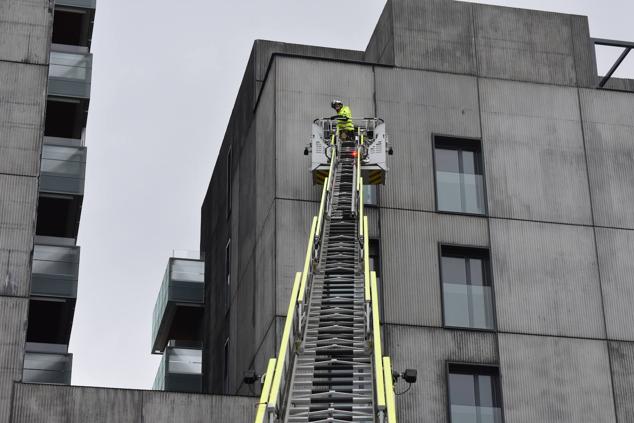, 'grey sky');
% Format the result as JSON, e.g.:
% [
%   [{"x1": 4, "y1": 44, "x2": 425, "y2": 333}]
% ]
[{"x1": 72, "y1": 0, "x2": 633, "y2": 389}]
